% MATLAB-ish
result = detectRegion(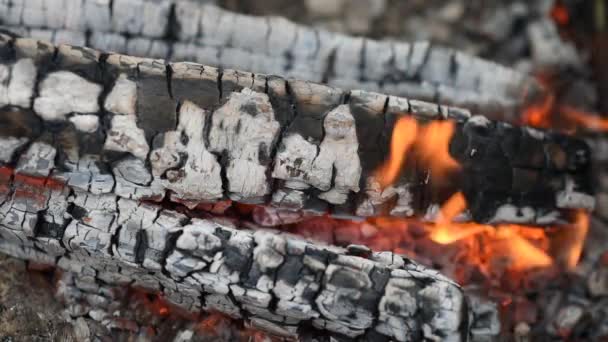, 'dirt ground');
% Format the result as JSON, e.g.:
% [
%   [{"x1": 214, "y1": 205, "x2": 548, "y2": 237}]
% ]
[{"x1": 0, "y1": 255, "x2": 76, "y2": 341}]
